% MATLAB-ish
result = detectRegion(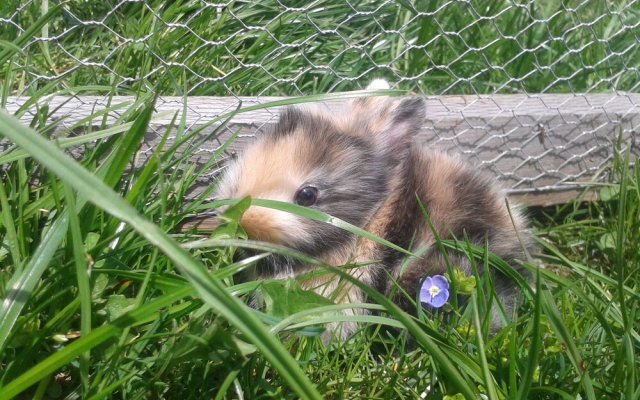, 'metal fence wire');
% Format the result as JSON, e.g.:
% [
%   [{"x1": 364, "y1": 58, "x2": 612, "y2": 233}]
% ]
[{"x1": 2, "y1": 0, "x2": 639, "y2": 202}]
